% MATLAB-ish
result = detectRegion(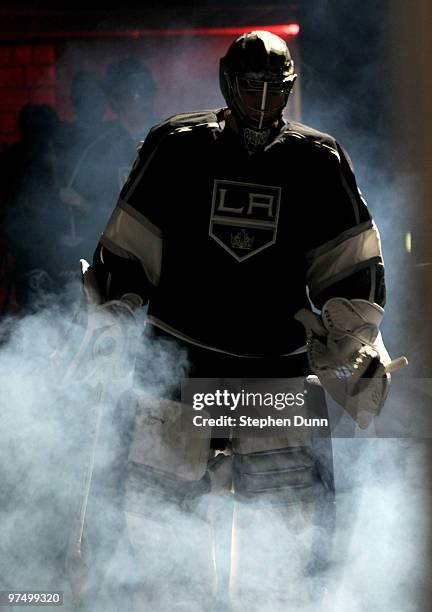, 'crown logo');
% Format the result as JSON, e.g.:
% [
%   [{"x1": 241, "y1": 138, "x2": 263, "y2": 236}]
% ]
[{"x1": 230, "y1": 229, "x2": 255, "y2": 250}]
